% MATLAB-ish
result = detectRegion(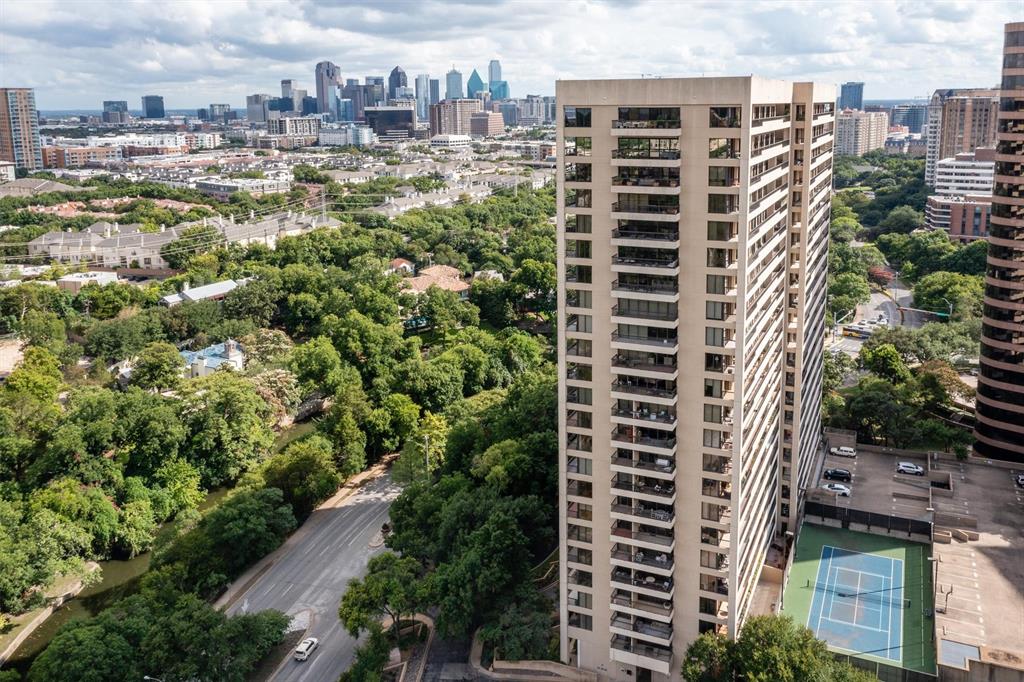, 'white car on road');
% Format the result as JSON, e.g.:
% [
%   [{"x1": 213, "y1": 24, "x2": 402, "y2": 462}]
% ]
[
  {"x1": 294, "y1": 637, "x2": 319, "y2": 661},
  {"x1": 829, "y1": 446, "x2": 857, "y2": 458}
]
